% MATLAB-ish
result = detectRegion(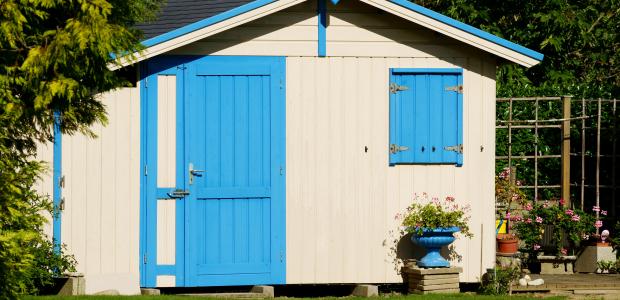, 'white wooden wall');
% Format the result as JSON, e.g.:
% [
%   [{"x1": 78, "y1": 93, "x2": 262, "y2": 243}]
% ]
[
  {"x1": 60, "y1": 87, "x2": 141, "y2": 294},
  {"x1": 34, "y1": 141, "x2": 54, "y2": 240}
]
